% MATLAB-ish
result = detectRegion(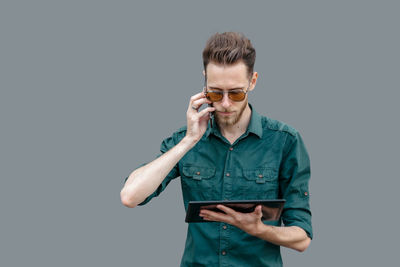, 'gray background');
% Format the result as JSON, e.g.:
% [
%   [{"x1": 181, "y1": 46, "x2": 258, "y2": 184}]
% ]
[{"x1": 1, "y1": 0, "x2": 399, "y2": 266}]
